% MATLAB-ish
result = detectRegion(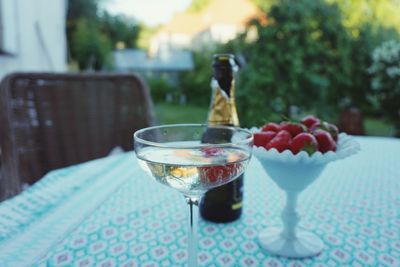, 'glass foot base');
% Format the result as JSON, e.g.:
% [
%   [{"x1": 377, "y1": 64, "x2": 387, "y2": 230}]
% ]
[{"x1": 258, "y1": 227, "x2": 323, "y2": 258}]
